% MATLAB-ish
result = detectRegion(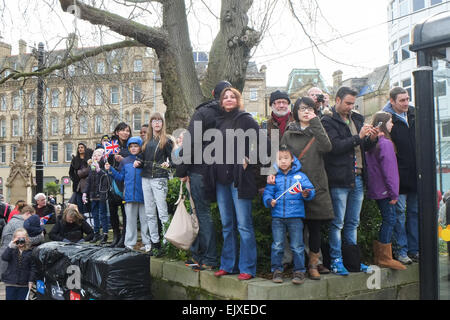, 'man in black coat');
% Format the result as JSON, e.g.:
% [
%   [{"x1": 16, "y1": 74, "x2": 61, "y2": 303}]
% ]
[
  {"x1": 321, "y1": 86, "x2": 378, "y2": 275},
  {"x1": 383, "y1": 87, "x2": 418, "y2": 264},
  {"x1": 175, "y1": 81, "x2": 231, "y2": 270}
]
